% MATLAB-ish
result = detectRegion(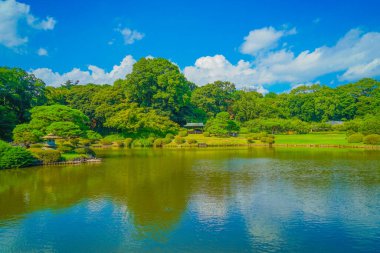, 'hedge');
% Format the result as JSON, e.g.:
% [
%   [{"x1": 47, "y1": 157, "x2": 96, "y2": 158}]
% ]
[
  {"x1": 347, "y1": 133, "x2": 364, "y2": 143},
  {"x1": 363, "y1": 134, "x2": 380, "y2": 145},
  {"x1": 0, "y1": 141, "x2": 35, "y2": 169},
  {"x1": 33, "y1": 149, "x2": 61, "y2": 163}
]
